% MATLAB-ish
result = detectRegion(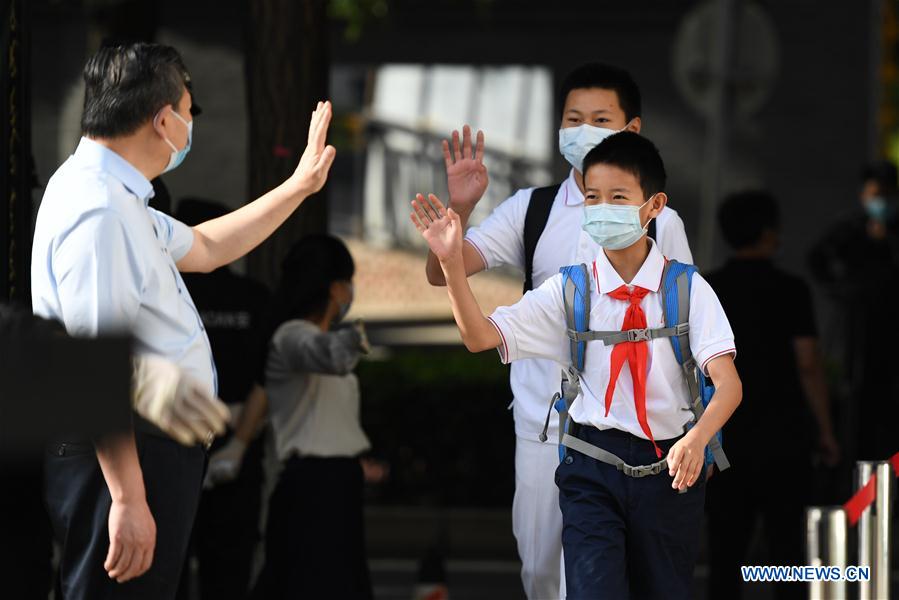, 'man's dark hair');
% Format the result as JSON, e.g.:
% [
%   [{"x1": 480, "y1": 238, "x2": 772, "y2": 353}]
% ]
[
  {"x1": 717, "y1": 190, "x2": 780, "y2": 250},
  {"x1": 860, "y1": 160, "x2": 898, "y2": 193},
  {"x1": 558, "y1": 63, "x2": 642, "y2": 122},
  {"x1": 582, "y1": 131, "x2": 666, "y2": 197},
  {"x1": 81, "y1": 43, "x2": 193, "y2": 139}
]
